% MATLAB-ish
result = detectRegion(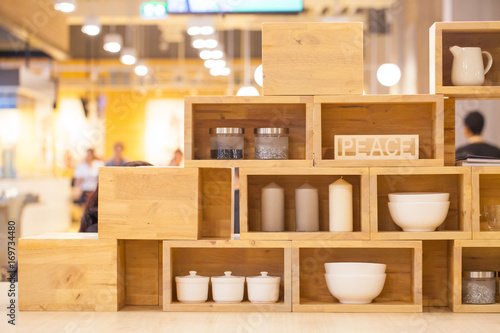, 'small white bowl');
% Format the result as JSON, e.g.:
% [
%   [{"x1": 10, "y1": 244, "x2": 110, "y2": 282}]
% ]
[
  {"x1": 324, "y1": 262, "x2": 386, "y2": 275},
  {"x1": 324, "y1": 274, "x2": 386, "y2": 304},
  {"x1": 388, "y1": 192, "x2": 450, "y2": 203},
  {"x1": 388, "y1": 201, "x2": 450, "y2": 232}
]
